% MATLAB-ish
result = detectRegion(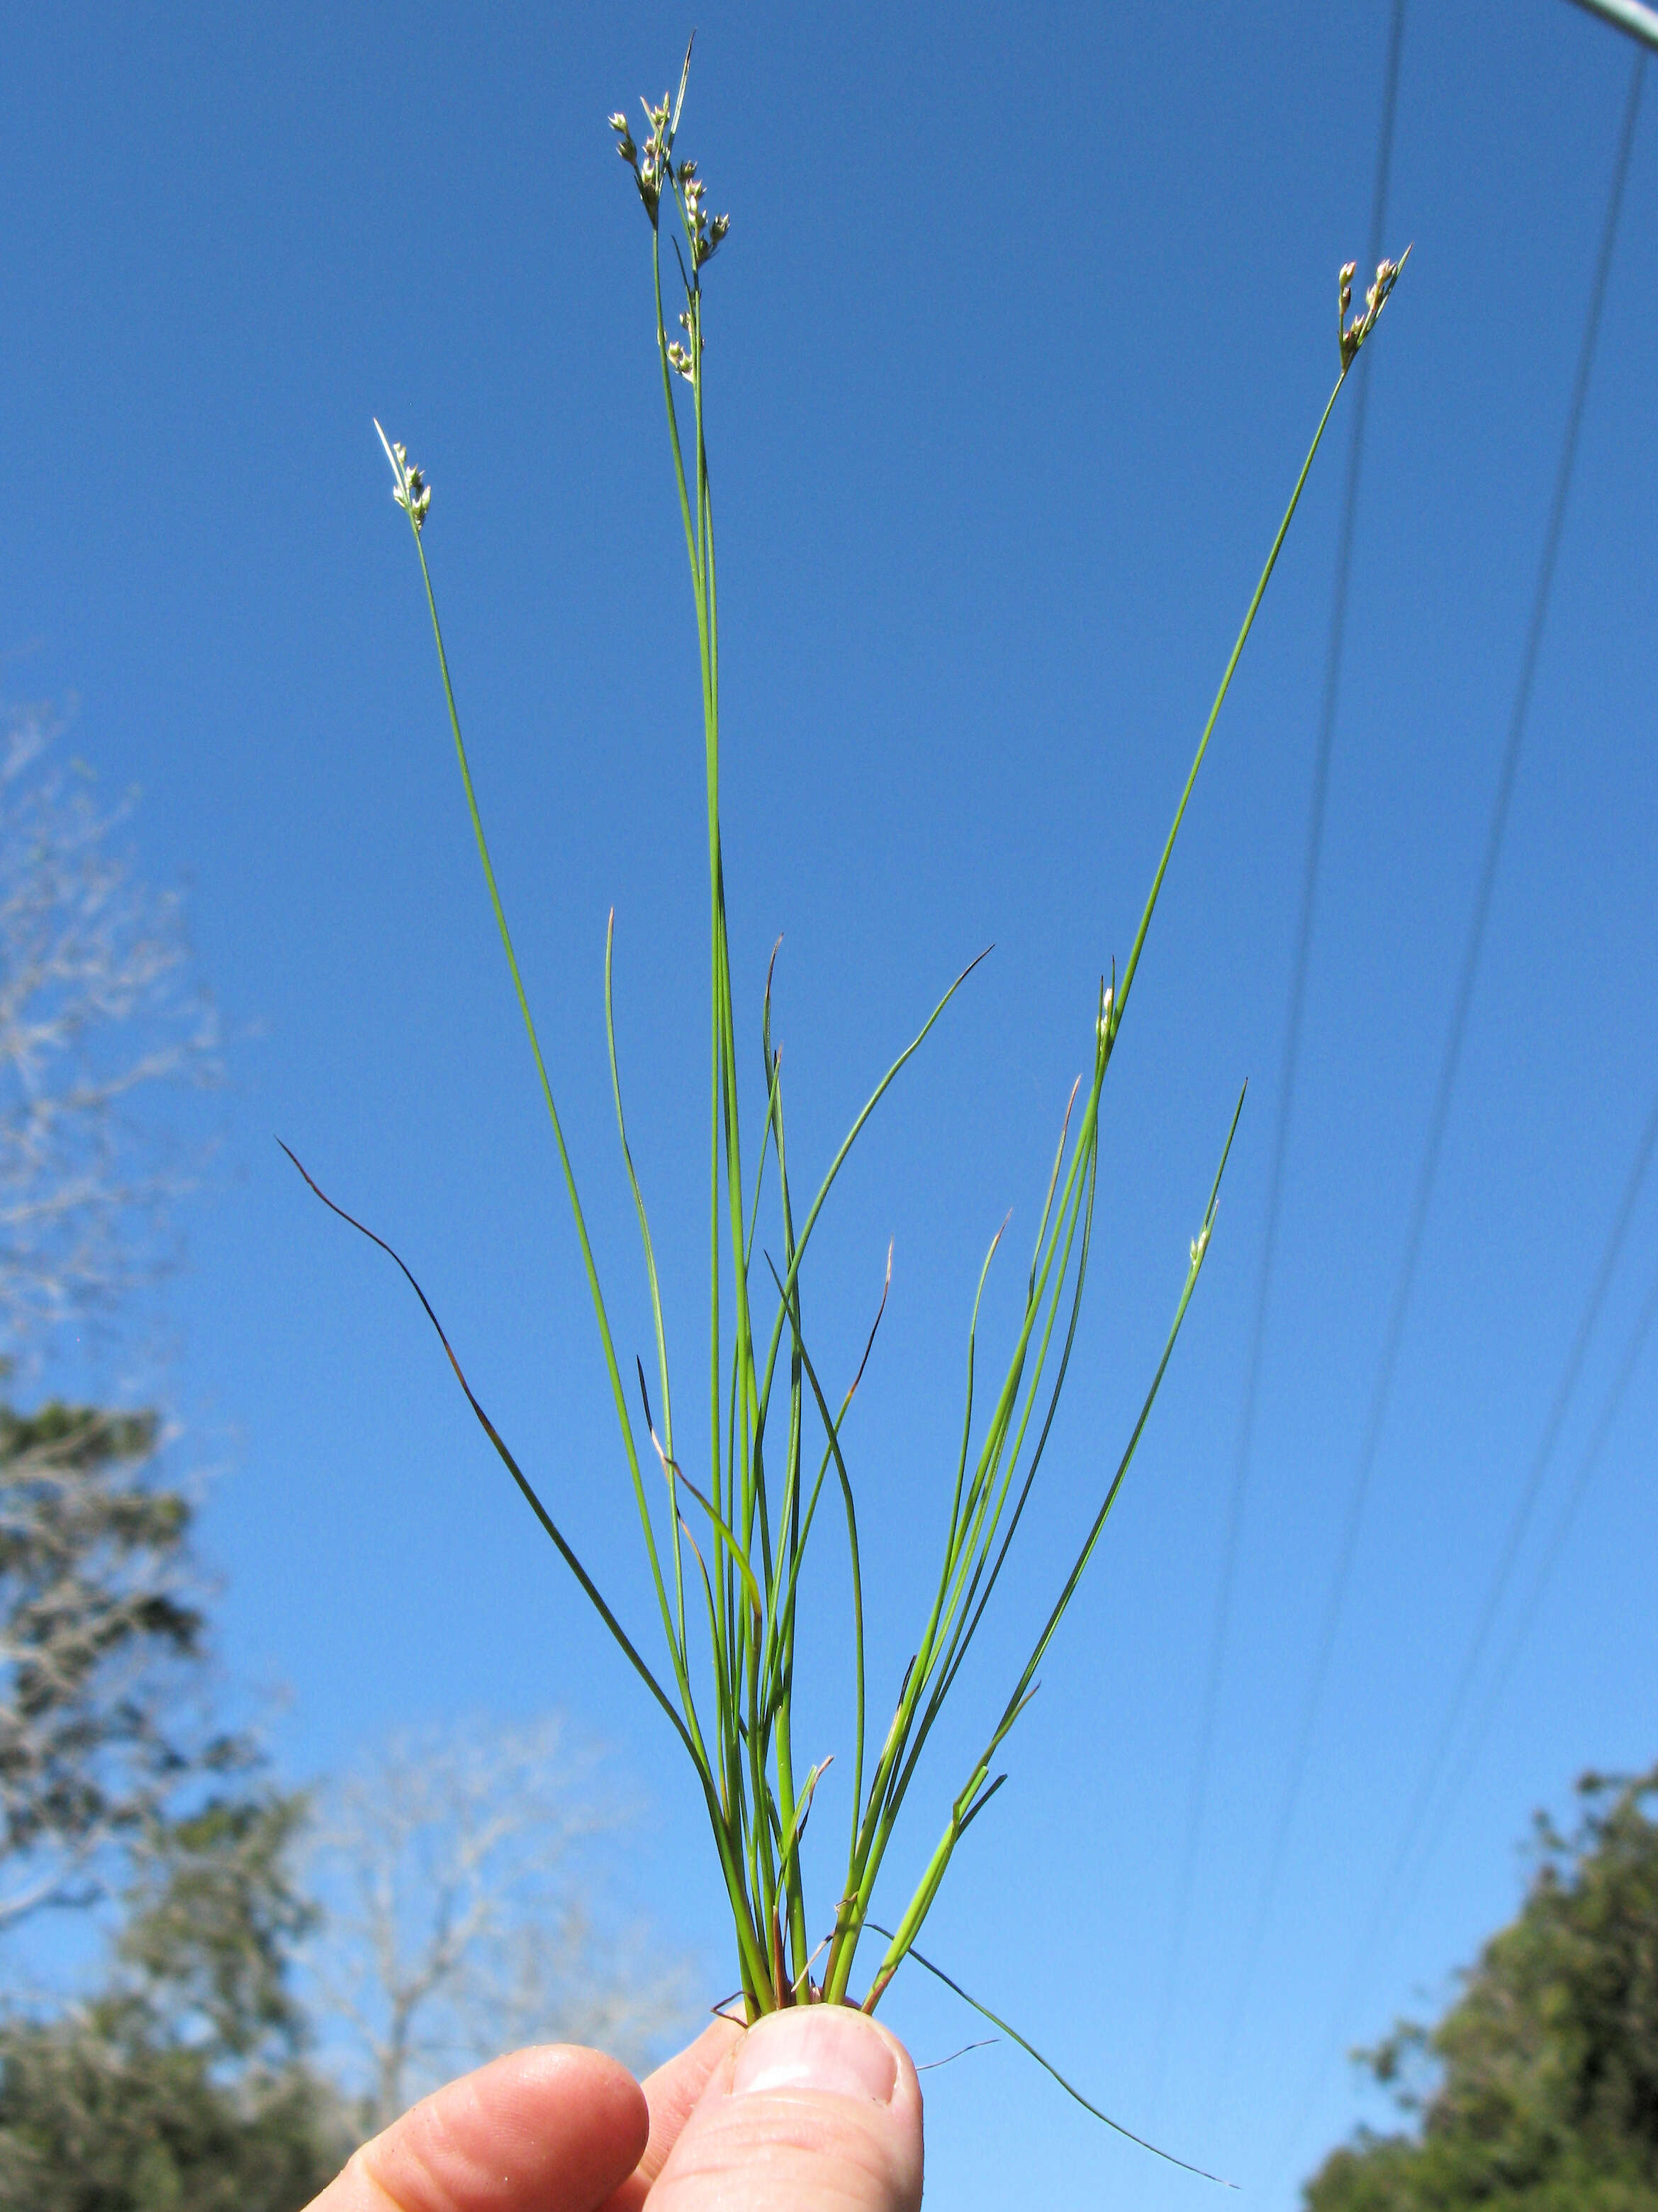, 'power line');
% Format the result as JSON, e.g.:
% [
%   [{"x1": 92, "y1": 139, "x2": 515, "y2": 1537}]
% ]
[
  {"x1": 1214, "y1": 42, "x2": 1645, "y2": 2088},
  {"x1": 1265, "y1": 1035, "x2": 1658, "y2": 2184},
  {"x1": 1267, "y1": 1170, "x2": 1658, "y2": 2195},
  {"x1": 1153, "y1": 0, "x2": 1409, "y2": 2113},
  {"x1": 1328, "y1": 1050, "x2": 1658, "y2": 2011},
  {"x1": 1405, "y1": 1222, "x2": 1658, "y2": 1903}
]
